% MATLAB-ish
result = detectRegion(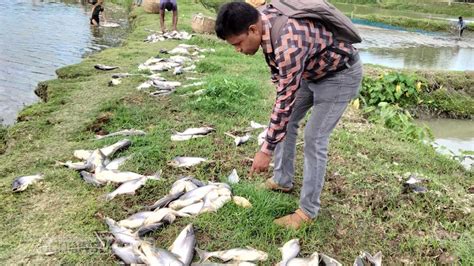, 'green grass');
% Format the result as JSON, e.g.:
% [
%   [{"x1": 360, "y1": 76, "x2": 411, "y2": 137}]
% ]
[{"x1": 0, "y1": 0, "x2": 472, "y2": 264}]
